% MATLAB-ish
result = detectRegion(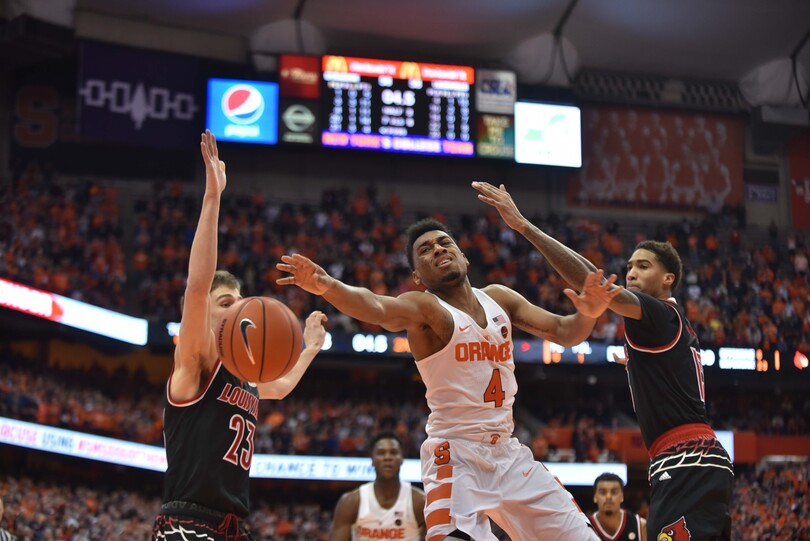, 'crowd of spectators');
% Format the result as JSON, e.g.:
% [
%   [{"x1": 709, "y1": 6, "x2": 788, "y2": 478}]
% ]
[
  {"x1": 0, "y1": 349, "x2": 435, "y2": 457},
  {"x1": 127, "y1": 180, "x2": 810, "y2": 360},
  {"x1": 3, "y1": 348, "x2": 809, "y2": 471},
  {"x1": 731, "y1": 461, "x2": 810, "y2": 540},
  {"x1": 2, "y1": 461, "x2": 808, "y2": 540},
  {"x1": 0, "y1": 475, "x2": 332, "y2": 540},
  {"x1": 5, "y1": 164, "x2": 810, "y2": 357},
  {"x1": 0, "y1": 163, "x2": 127, "y2": 310}
]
